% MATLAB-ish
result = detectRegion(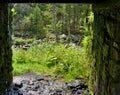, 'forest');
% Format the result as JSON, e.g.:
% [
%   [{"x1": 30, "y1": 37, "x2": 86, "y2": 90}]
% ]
[{"x1": 10, "y1": 3, "x2": 93, "y2": 95}]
